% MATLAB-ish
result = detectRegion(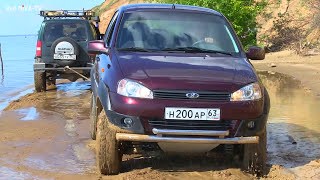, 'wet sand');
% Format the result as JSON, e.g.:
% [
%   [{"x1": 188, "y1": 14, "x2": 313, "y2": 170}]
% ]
[{"x1": 0, "y1": 72, "x2": 320, "y2": 179}]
